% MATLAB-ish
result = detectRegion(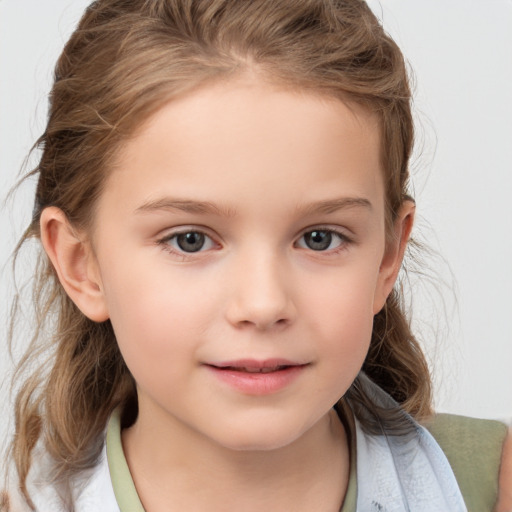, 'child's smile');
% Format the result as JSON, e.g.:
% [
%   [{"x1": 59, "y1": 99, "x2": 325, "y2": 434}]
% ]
[
  {"x1": 85, "y1": 74, "x2": 405, "y2": 454},
  {"x1": 204, "y1": 358, "x2": 309, "y2": 394}
]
